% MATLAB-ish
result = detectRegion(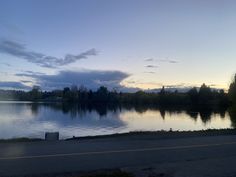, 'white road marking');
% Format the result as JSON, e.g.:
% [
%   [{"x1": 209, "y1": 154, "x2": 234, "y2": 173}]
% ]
[{"x1": 1, "y1": 141, "x2": 236, "y2": 160}]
